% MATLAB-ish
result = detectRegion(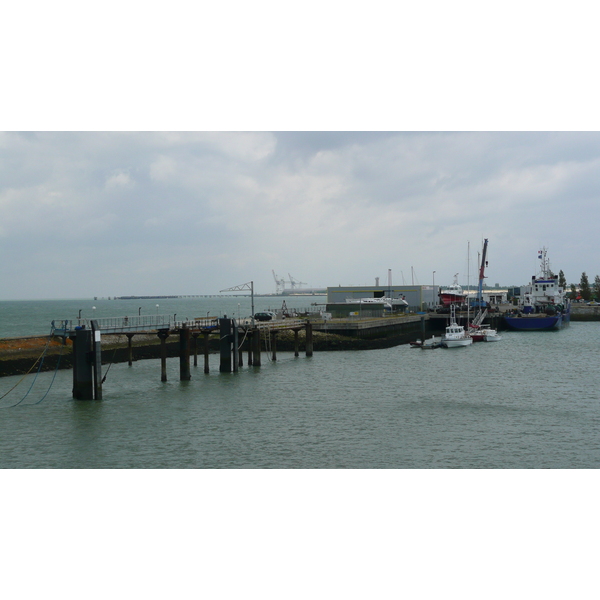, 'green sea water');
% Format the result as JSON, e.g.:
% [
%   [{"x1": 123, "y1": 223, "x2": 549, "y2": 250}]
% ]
[{"x1": 1, "y1": 298, "x2": 599, "y2": 468}]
